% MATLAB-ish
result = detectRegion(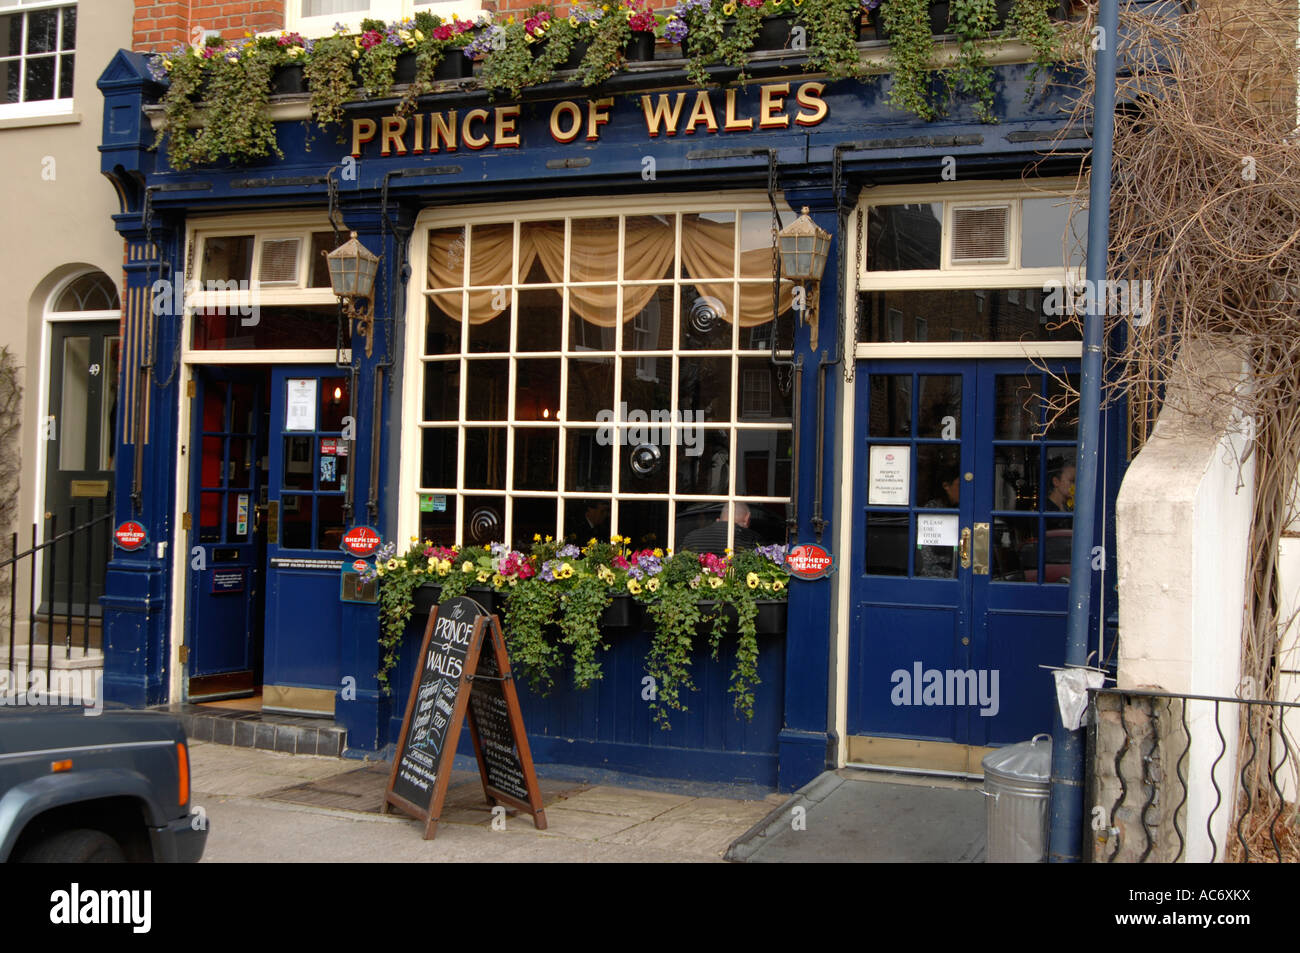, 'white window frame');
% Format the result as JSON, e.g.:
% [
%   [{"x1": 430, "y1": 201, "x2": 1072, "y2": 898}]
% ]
[
  {"x1": 402, "y1": 193, "x2": 796, "y2": 552},
  {"x1": 287, "y1": 0, "x2": 483, "y2": 37},
  {"x1": 183, "y1": 218, "x2": 343, "y2": 365},
  {"x1": 0, "y1": 0, "x2": 76, "y2": 120},
  {"x1": 856, "y1": 178, "x2": 1087, "y2": 359}
]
